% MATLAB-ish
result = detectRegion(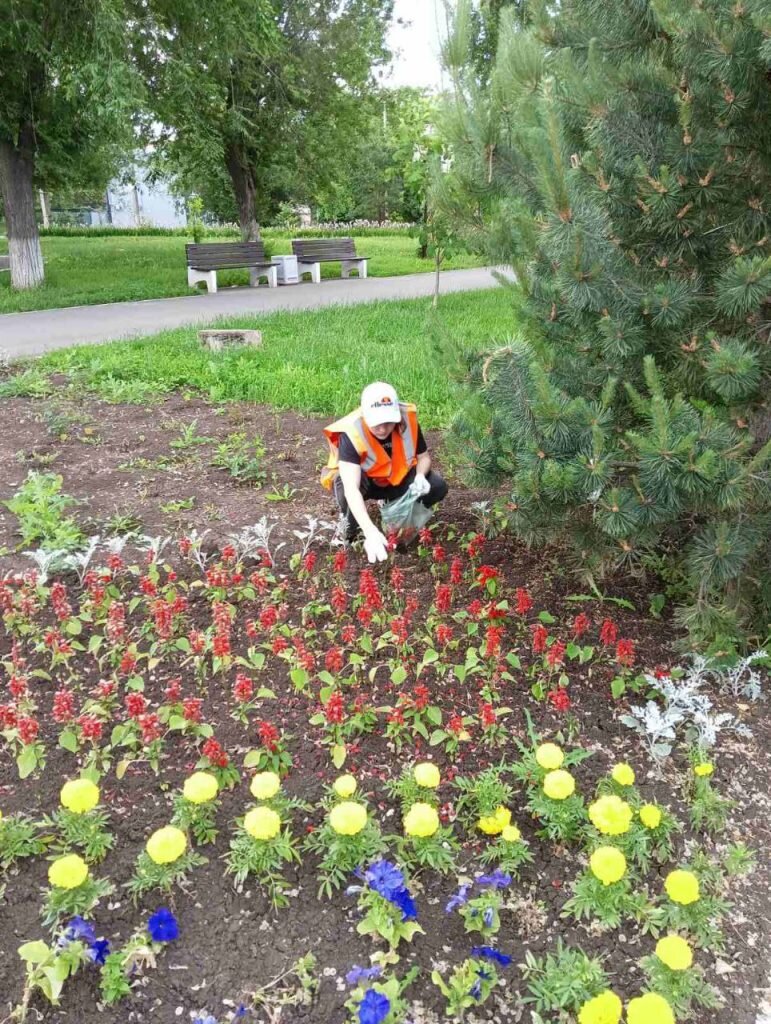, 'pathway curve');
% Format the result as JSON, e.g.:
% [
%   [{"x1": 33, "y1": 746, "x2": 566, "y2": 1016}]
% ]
[{"x1": 0, "y1": 267, "x2": 504, "y2": 359}]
